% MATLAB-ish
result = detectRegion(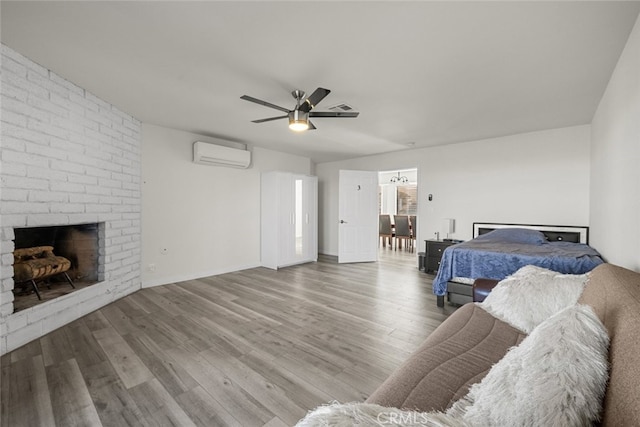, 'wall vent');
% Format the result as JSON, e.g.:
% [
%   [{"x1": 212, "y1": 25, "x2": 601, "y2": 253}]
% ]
[{"x1": 329, "y1": 103, "x2": 355, "y2": 112}]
